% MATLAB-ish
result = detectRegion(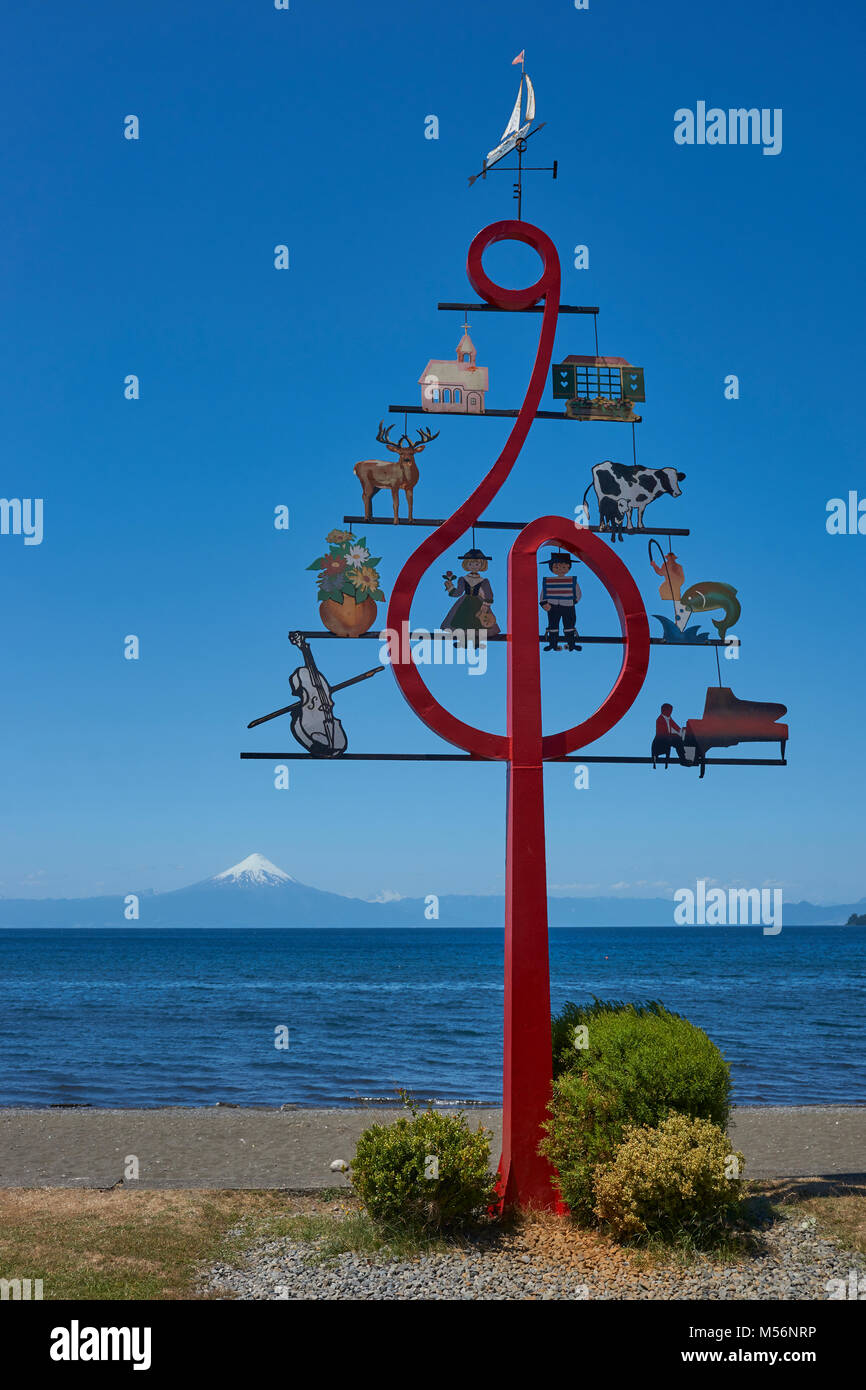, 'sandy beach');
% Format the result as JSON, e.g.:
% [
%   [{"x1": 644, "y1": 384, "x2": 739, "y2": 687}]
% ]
[{"x1": 0, "y1": 1104, "x2": 863, "y2": 1190}]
